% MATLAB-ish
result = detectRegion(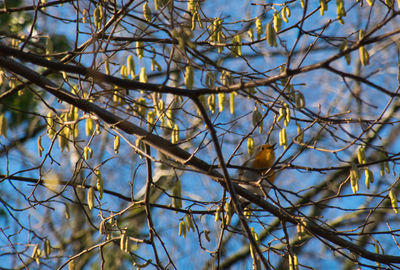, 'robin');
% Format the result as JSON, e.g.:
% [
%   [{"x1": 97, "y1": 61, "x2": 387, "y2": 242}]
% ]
[
  {"x1": 238, "y1": 144, "x2": 276, "y2": 197},
  {"x1": 223, "y1": 144, "x2": 276, "y2": 226}
]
